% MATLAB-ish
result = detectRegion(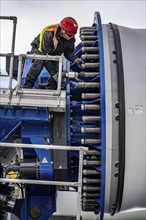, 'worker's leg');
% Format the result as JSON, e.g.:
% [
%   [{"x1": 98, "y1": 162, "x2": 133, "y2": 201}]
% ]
[
  {"x1": 44, "y1": 61, "x2": 58, "y2": 89},
  {"x1": 24, "y1": 60, "x2": 44, "y2": 88}
]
